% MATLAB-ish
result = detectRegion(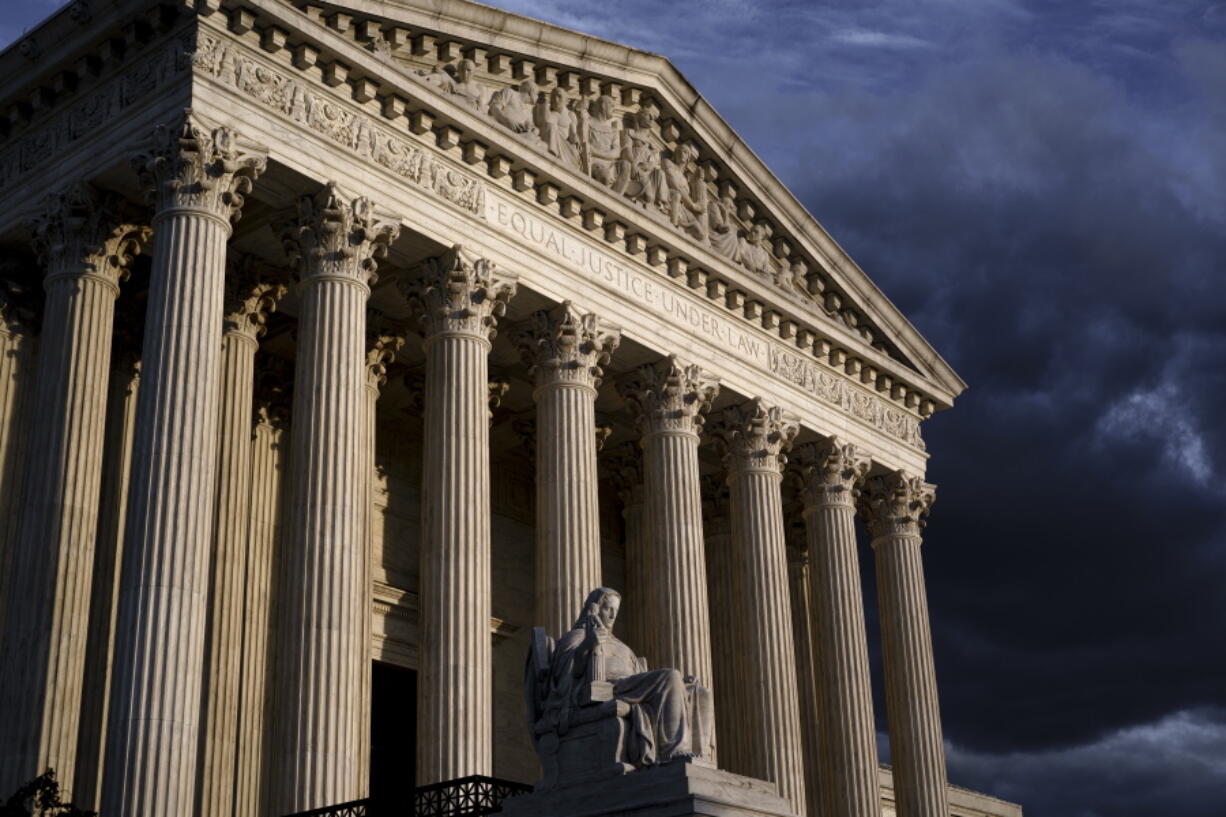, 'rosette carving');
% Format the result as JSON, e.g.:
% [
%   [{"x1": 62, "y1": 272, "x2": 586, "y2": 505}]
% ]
[
  {"x1": 223, "y1": 254, "x2": 288, "y2": 340},
  {"x1": 711, "y1": 398, "x2": 798, "y2": 475},
  {"x1": 794, "y1": 437, "x2": 870, "y2": 509},
  {"x1": 31, "y1": 181, "x2": 149, "y2": 288},
  {"x1": 513, "y1": 301, "x2": 620, "y2": 390},
  {"x1": 279, "y1": 183, "x2": 400, "y2": 287},
  {"x1": 398, "y1": 244, "x2": 517, "y2": 342},
  {"x1": 860, "y1": 470, "x2": 935, "y2": 540},
  {"x1": 132, "y1": 109, "x2": 267, "y2": 223},
  {"x1": 617, "y1": 355, "x2": 719, "y2": 437}
]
